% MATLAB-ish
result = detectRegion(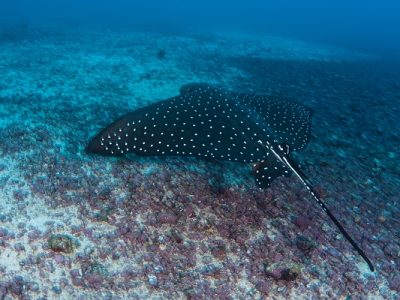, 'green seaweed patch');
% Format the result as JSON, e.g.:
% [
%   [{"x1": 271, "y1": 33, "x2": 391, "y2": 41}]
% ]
[
  {"x1": 94, "y1": 206, "x2": 114, "y2": 222},
  {"x1": 83, "y1": 261, "x2": 109, "y2": 277},
  {"x1": 48, "y1": 234, "x2": 80, "y2": 254}
]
